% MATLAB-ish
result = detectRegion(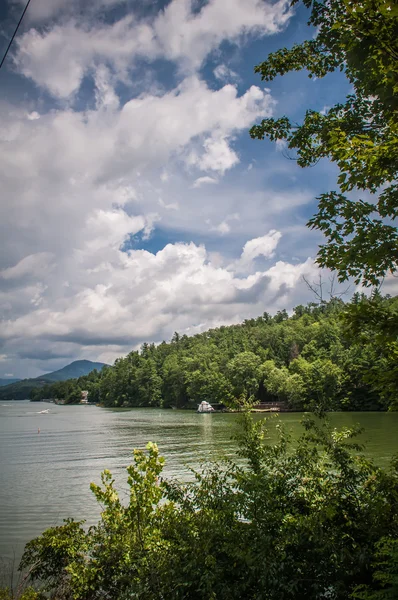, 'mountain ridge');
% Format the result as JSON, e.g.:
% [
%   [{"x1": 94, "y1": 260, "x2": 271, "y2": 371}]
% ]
[
  {"x1": 41, "y1": 360, "x2": 108, "y2": 382},
  {"x1": 0, "y1": 360, "x2": 109, "y2": 399},
  {"x1": 0, "y1": 378, "x2": 21, "y2": 387}
]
